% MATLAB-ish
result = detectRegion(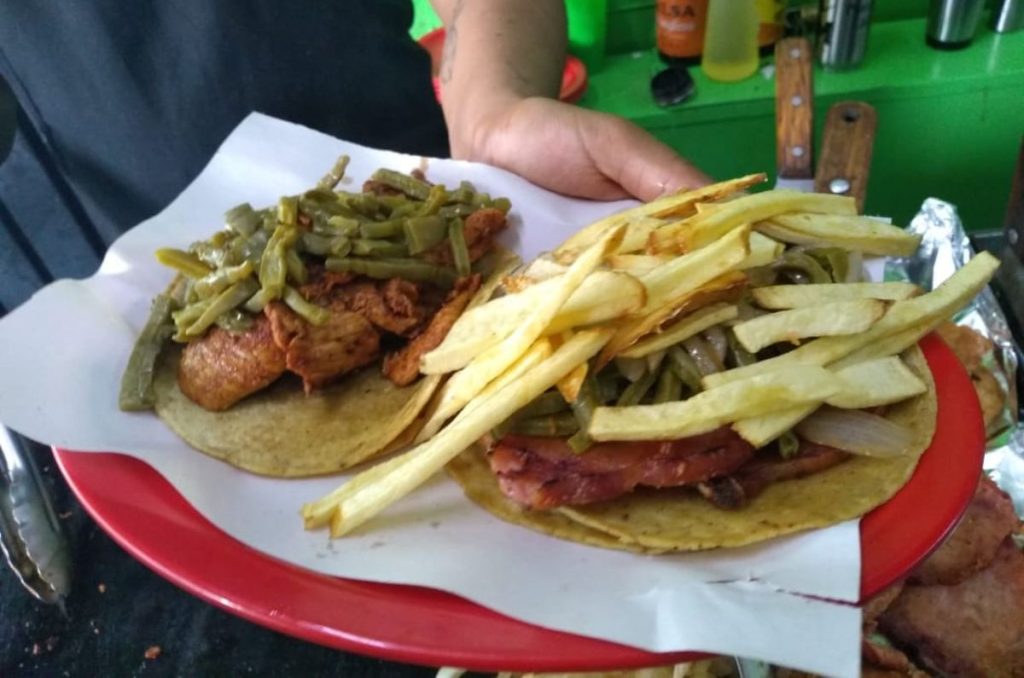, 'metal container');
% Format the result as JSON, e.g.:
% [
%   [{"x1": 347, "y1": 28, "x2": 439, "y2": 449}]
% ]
[
  {"x1": 926, "y1": 0, "x2": 985, "y2": 49},
  {"x1": 992, "y1": 0, "x2": 1024, "y2": 33},
  {"x1": 818, "y1": 0, "x2": 873, "y2": 70}
]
